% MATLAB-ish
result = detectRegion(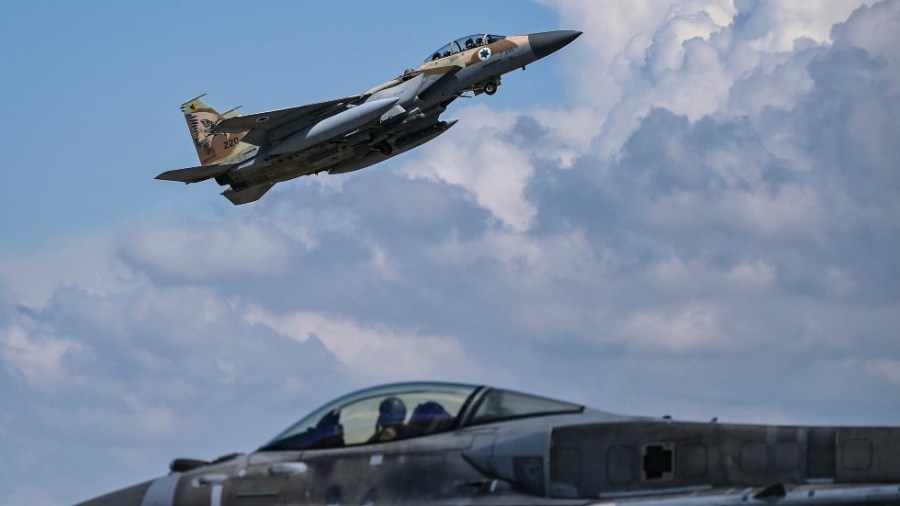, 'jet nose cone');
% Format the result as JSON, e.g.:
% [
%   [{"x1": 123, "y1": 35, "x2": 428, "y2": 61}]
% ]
[
  {"x1": 73, "y1": 480, "x2": 154, "y2": 506},
  {"x1": 528, "y1": 30, "x2": 583, "y2": 60}
]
